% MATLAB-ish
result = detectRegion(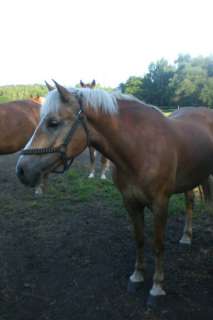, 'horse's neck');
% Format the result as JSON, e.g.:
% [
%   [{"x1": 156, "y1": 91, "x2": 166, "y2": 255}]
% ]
[
  {"x1": 85, "y1": 103, "x2": 166, "y2": 169},
  {"x1": 86, "y1": 108, "x2": 118, "y2": 160}
]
